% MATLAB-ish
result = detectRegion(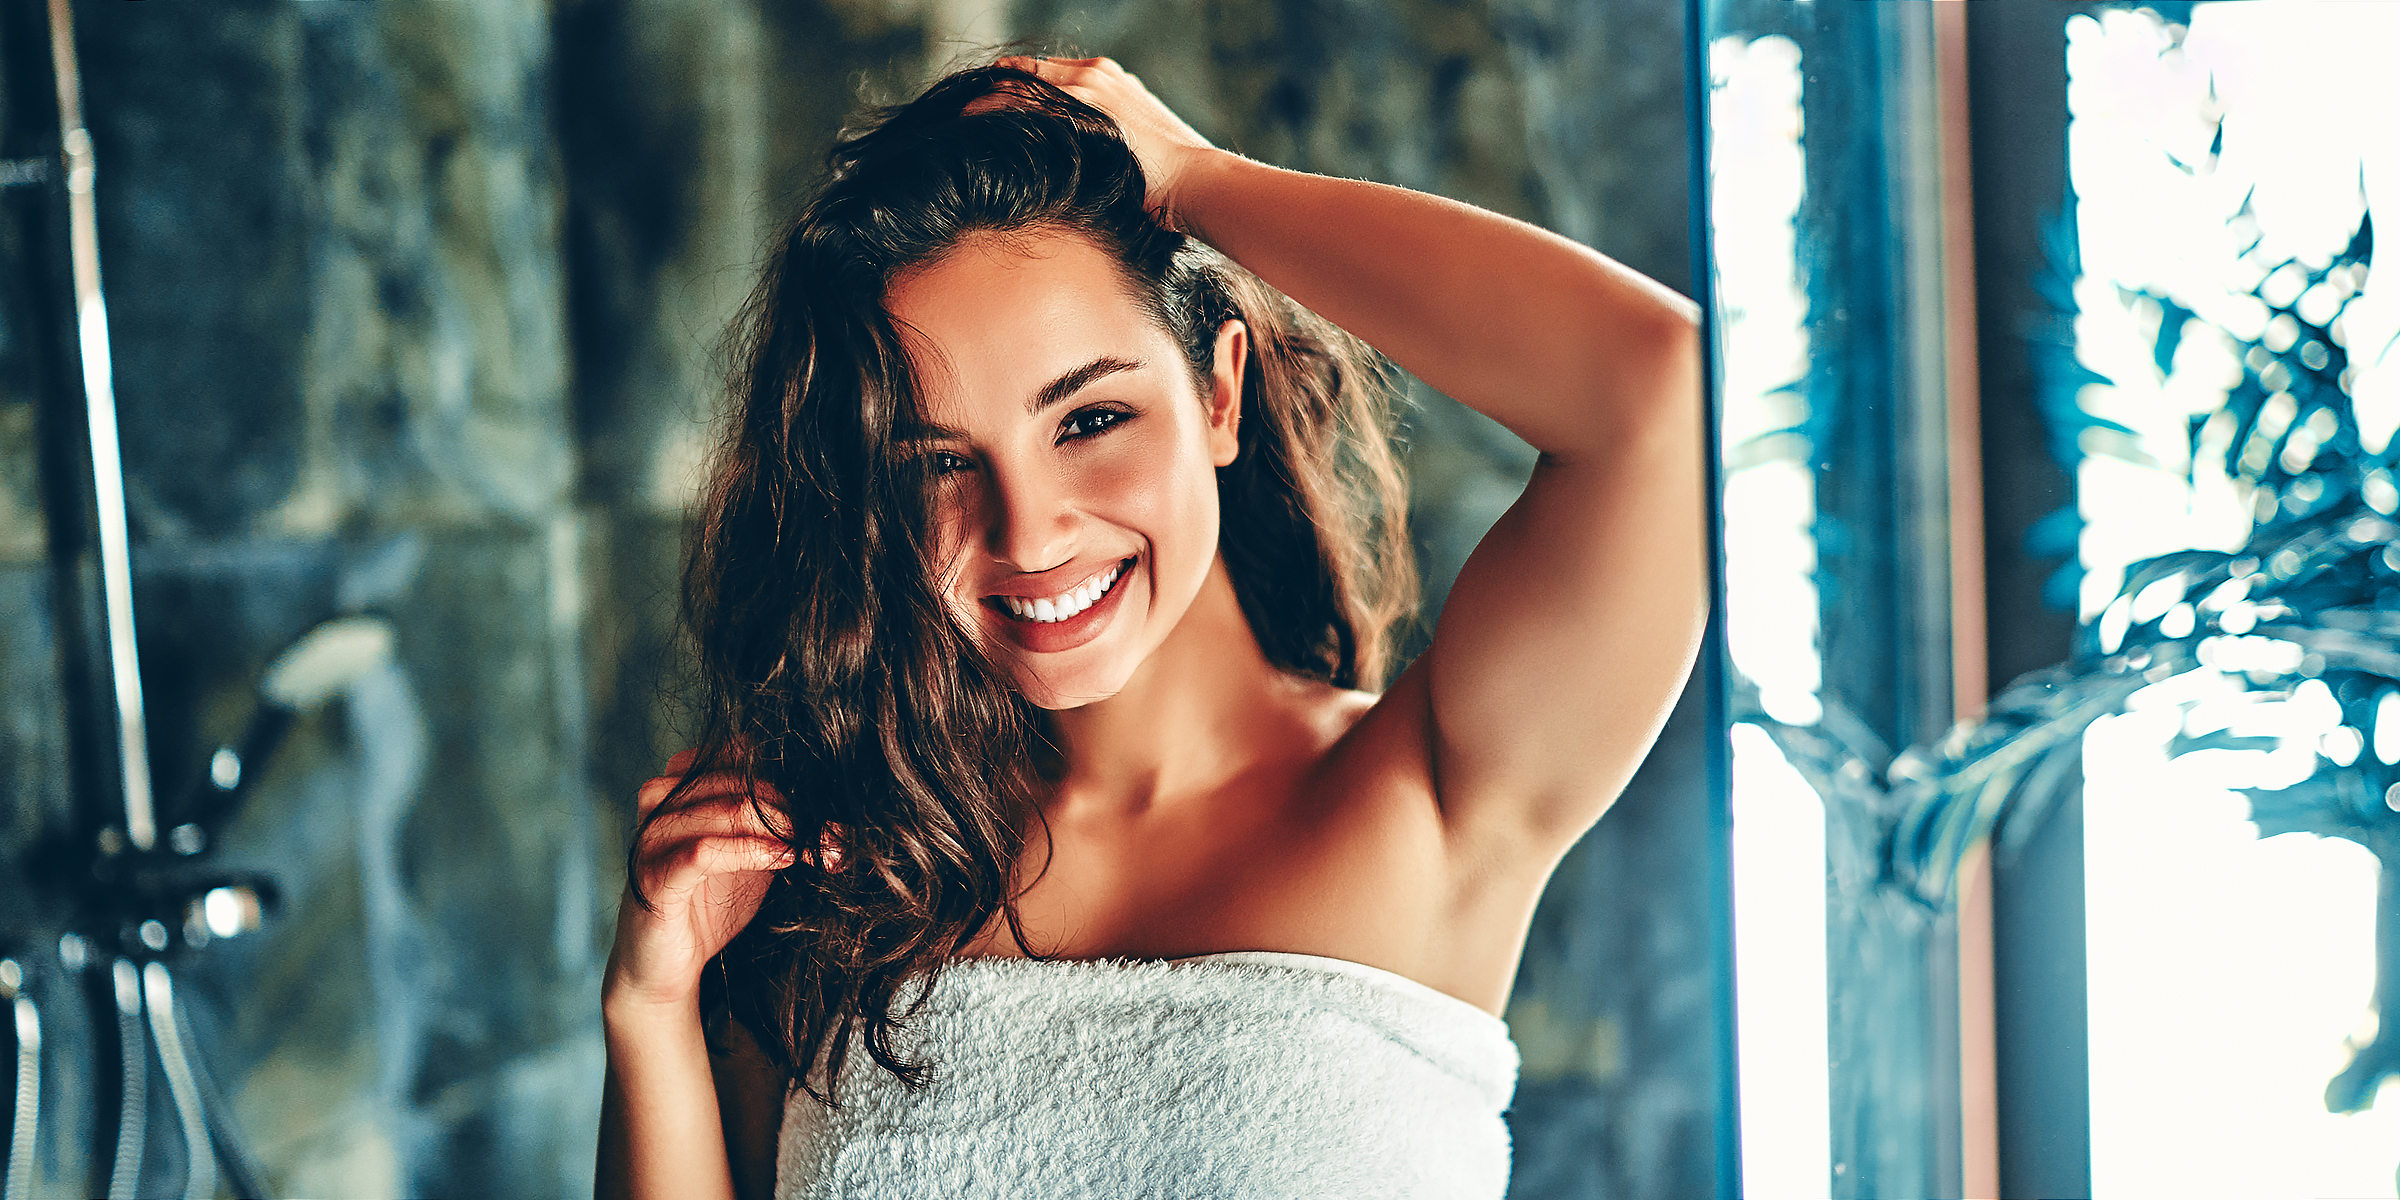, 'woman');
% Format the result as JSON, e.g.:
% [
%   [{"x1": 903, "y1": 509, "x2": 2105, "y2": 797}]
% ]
[{"x1": 598, "y1": 55, "x2": 1703, "y2": 1200}]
